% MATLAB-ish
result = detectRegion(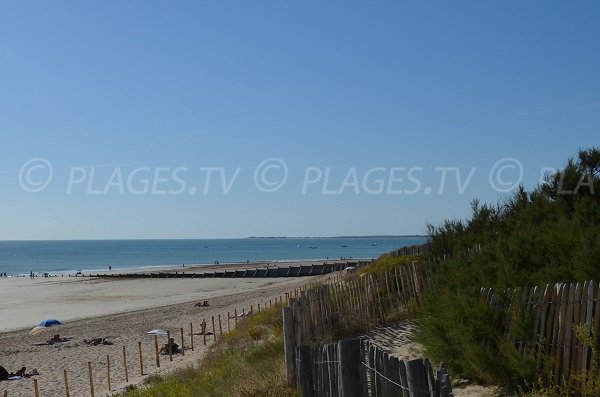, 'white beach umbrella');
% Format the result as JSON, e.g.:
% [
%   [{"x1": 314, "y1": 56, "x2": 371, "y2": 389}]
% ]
[{"x1": 147, "y1": 329, "x2": 168, "y2": 336}]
